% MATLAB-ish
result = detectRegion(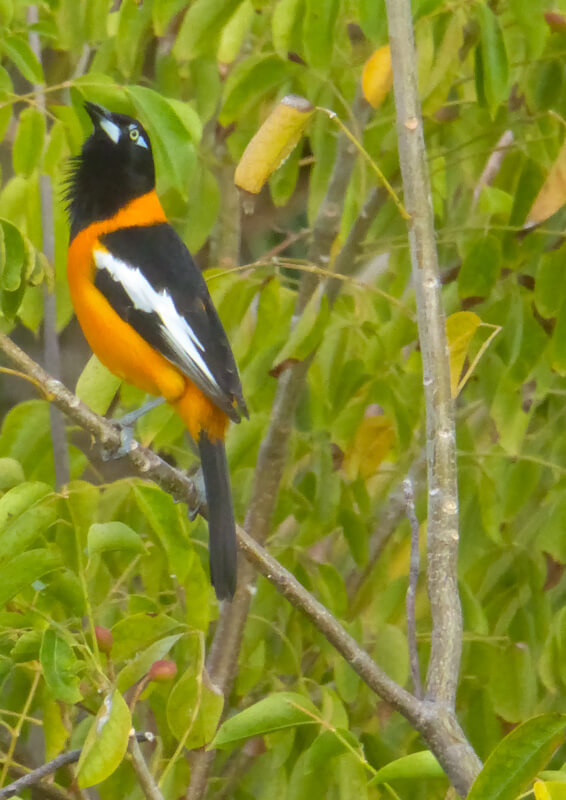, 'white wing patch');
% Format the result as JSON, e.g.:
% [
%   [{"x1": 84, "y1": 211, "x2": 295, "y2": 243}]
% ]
[{"x1": 94, "y1": 248, "x2": 220, "y2": 391}]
